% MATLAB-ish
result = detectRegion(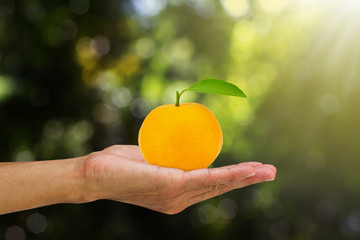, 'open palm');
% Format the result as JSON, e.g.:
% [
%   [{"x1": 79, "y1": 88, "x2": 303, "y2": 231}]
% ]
[{"x1": 82, "y1": 145, "x2": 276, "y2": 214}]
